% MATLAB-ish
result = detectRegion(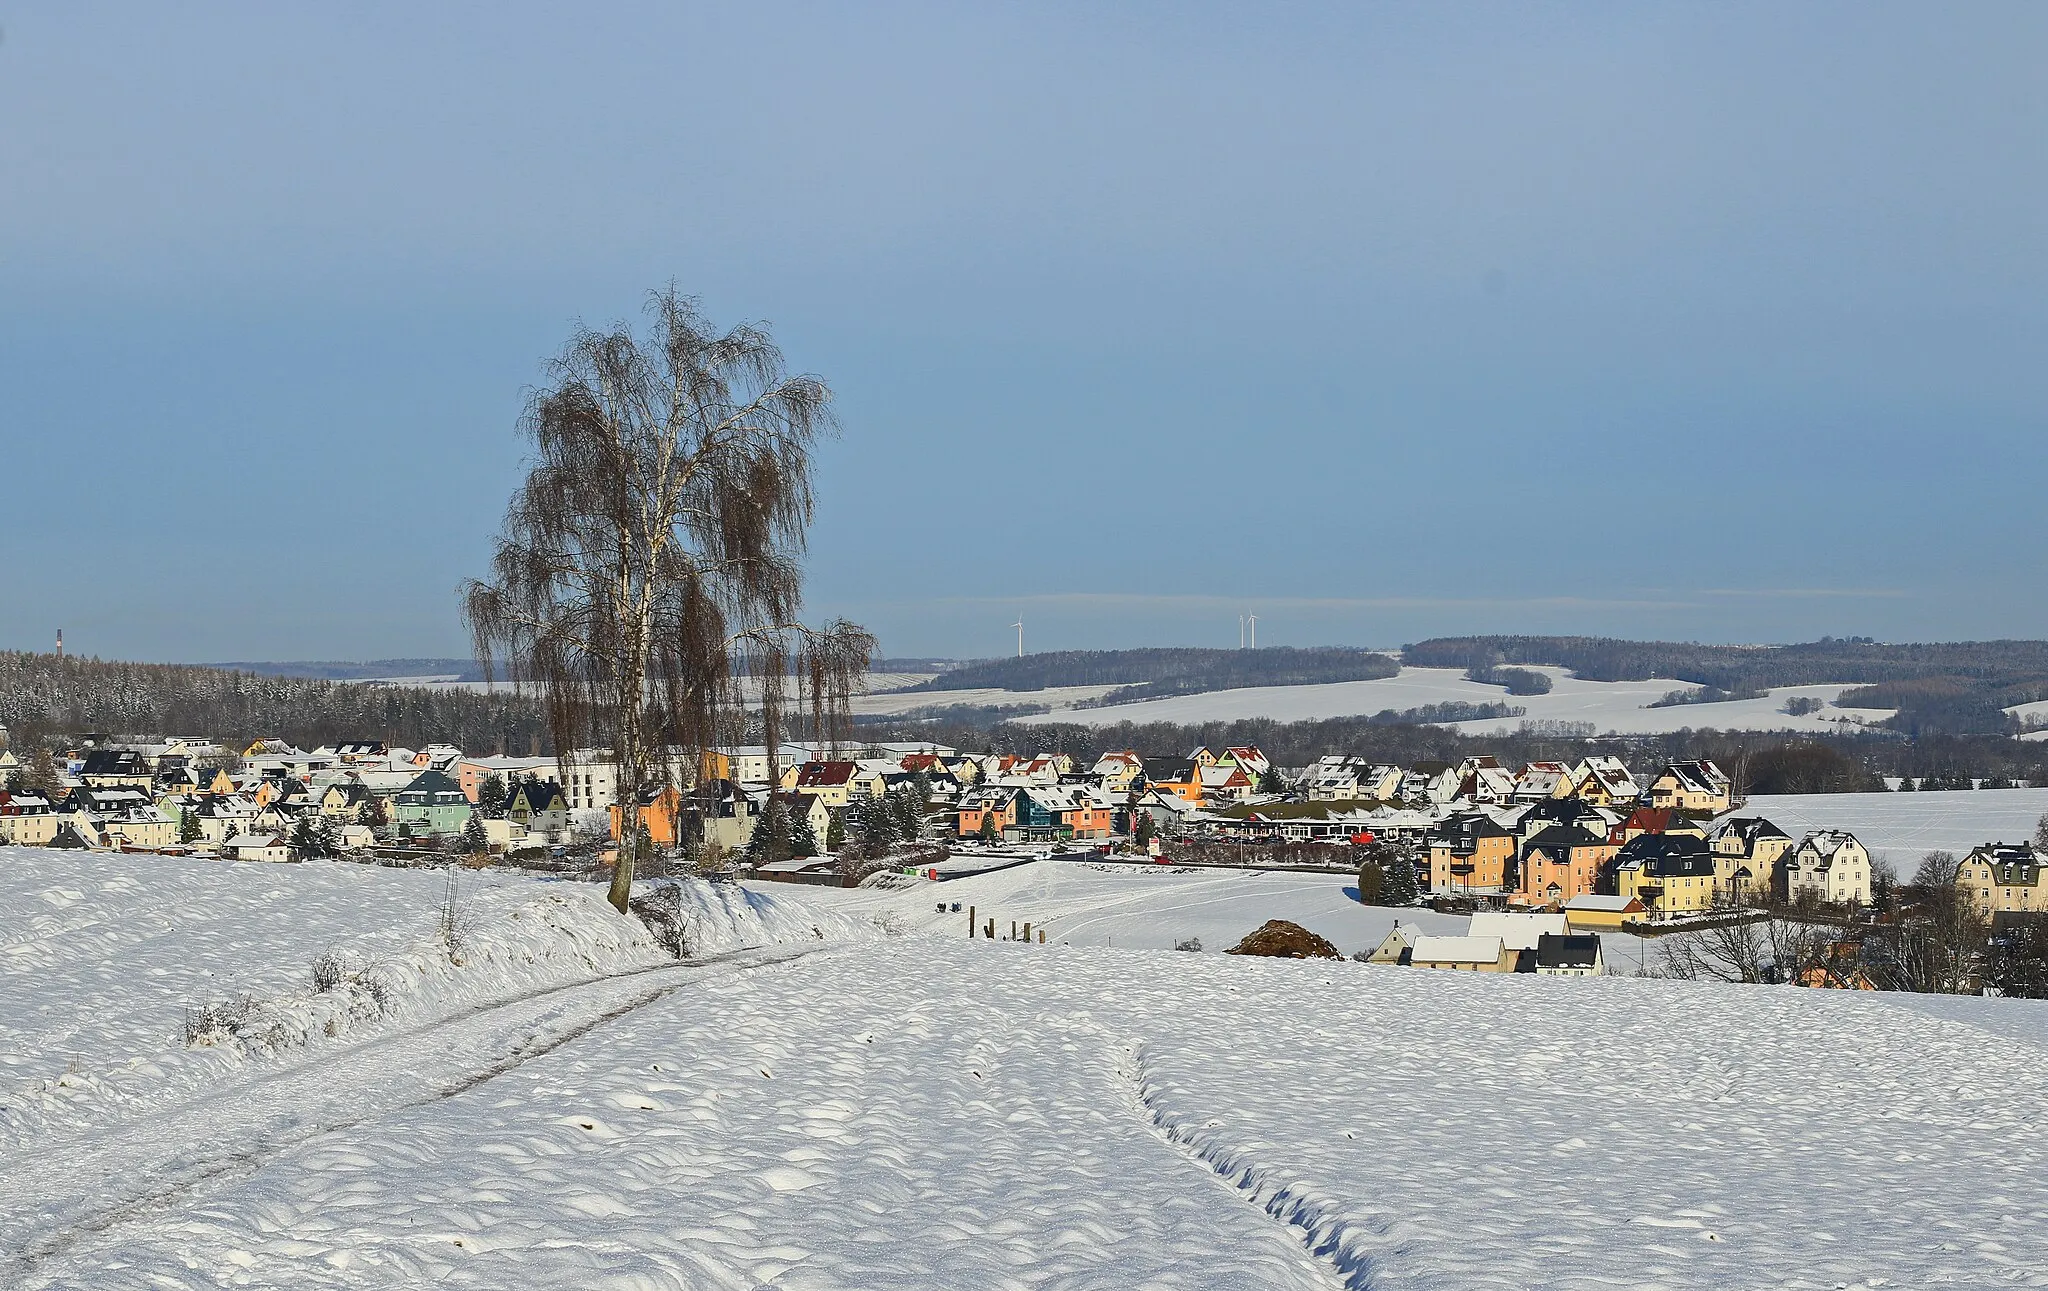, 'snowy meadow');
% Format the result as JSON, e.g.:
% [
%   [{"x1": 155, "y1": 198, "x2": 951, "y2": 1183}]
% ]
[{"x1": 2, "y1": 849, "x2": 2044, "y2": 1290}]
